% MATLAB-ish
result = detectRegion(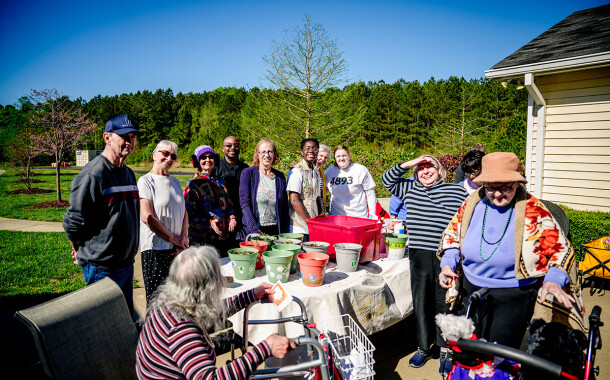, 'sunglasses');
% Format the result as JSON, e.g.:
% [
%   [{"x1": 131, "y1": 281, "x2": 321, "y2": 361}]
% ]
[
  {"x1": 158, "y1": 150, "x2": 177, "y2": 160},
  {"x1": 200, "y1": 154, "x2": 215, "y2": 161},
  {"x1": 223, "y1": 143, "x2": 240, "y2": 148}
]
